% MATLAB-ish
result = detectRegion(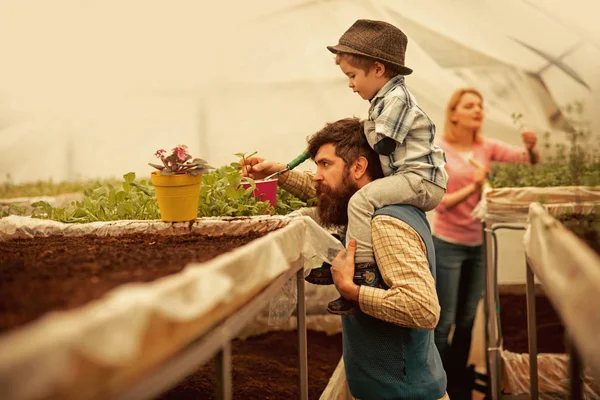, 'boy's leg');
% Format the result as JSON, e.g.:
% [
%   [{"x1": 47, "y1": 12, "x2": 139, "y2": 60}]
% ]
[
  {"x1": 346, "y1": 173, "x2": 423, "y2": 263},
  {"x1": 420, "y1": 179, "x2": 445, "y2": 212},
  {"x1": 328, "y1": 173, "x2": 429, "y2": 313}
]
